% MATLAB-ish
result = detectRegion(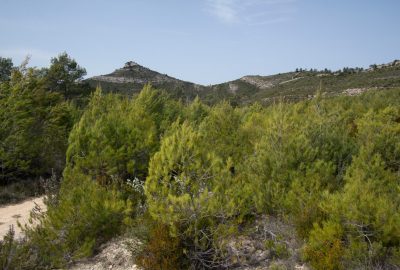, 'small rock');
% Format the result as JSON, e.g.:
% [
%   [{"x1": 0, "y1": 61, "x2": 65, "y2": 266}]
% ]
[{"x1": 255, "y1": 250, "x2": 269, "y2": 261}]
